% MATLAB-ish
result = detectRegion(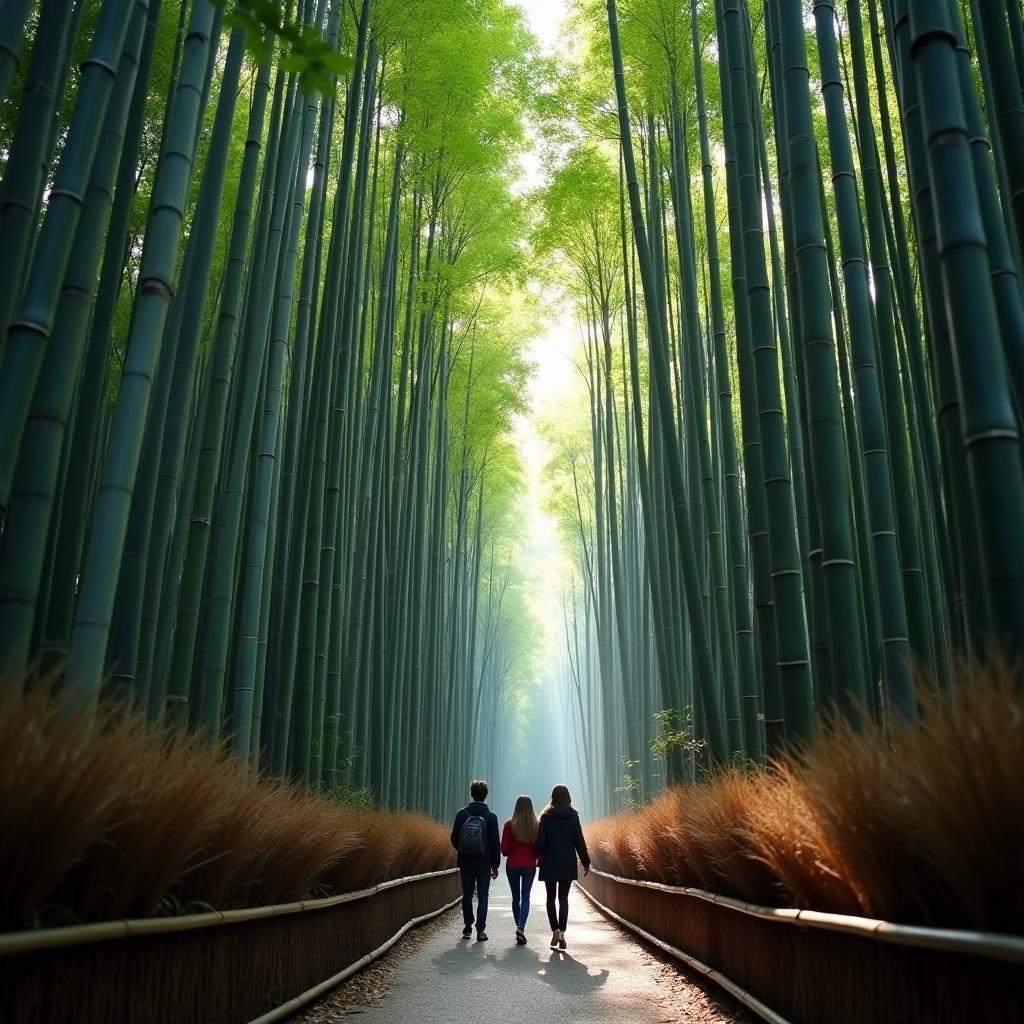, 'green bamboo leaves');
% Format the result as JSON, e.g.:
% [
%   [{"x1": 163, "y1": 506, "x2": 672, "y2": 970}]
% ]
[{"x1": 213, "y1": 0, "x2": 353, "y2": 93}]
